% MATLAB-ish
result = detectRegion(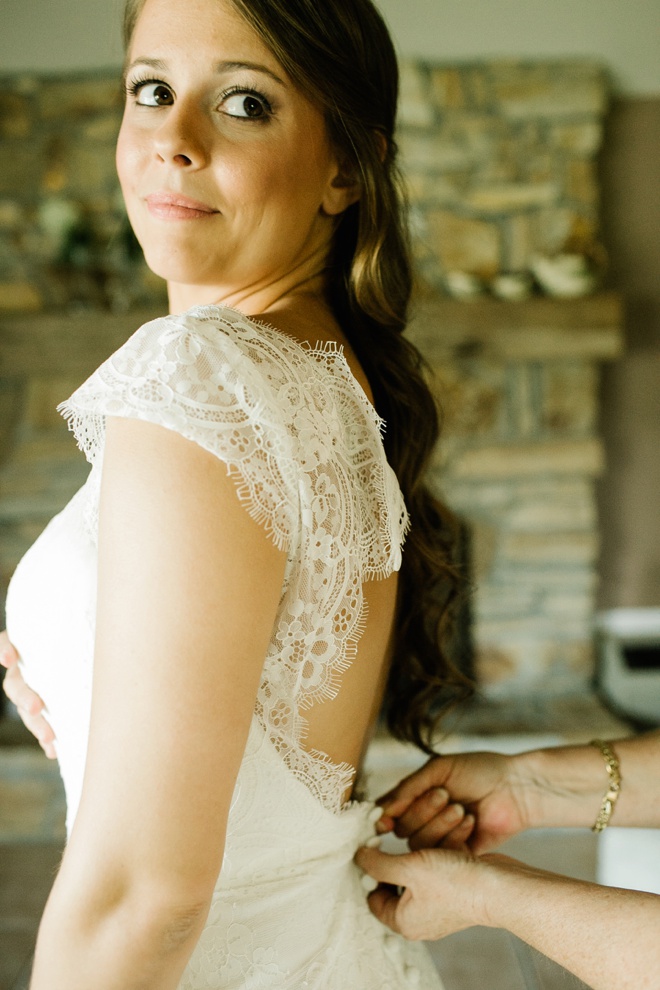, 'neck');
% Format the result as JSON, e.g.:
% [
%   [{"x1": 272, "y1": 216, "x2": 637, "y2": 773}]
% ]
[{"x1": 166, "y1": 243, "x2": 331, "y2": 318}]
